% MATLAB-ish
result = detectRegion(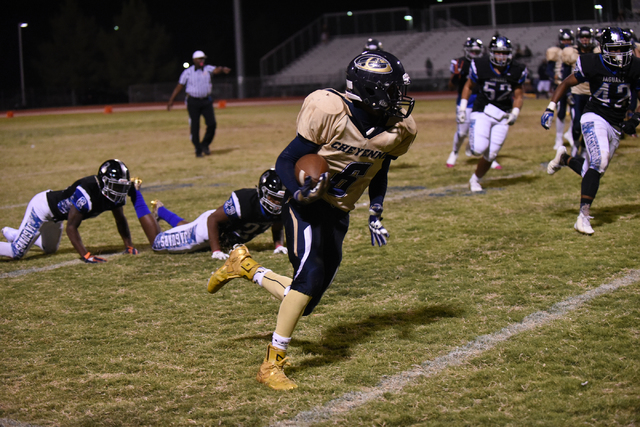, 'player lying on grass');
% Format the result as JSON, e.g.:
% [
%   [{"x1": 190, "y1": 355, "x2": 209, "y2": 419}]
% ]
[
  {"x1": 0, "y1": 159, "x2": 138, "y2": 262},
  {"x1": 129, "y1": 170, "x2": 287, "y2": 257}
]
